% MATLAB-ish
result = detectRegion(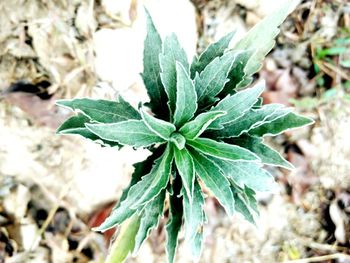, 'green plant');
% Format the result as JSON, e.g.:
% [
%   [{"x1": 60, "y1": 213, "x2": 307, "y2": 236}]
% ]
[{"x1": 56, "y1": 1, "x2": 312, "y2": 262}]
